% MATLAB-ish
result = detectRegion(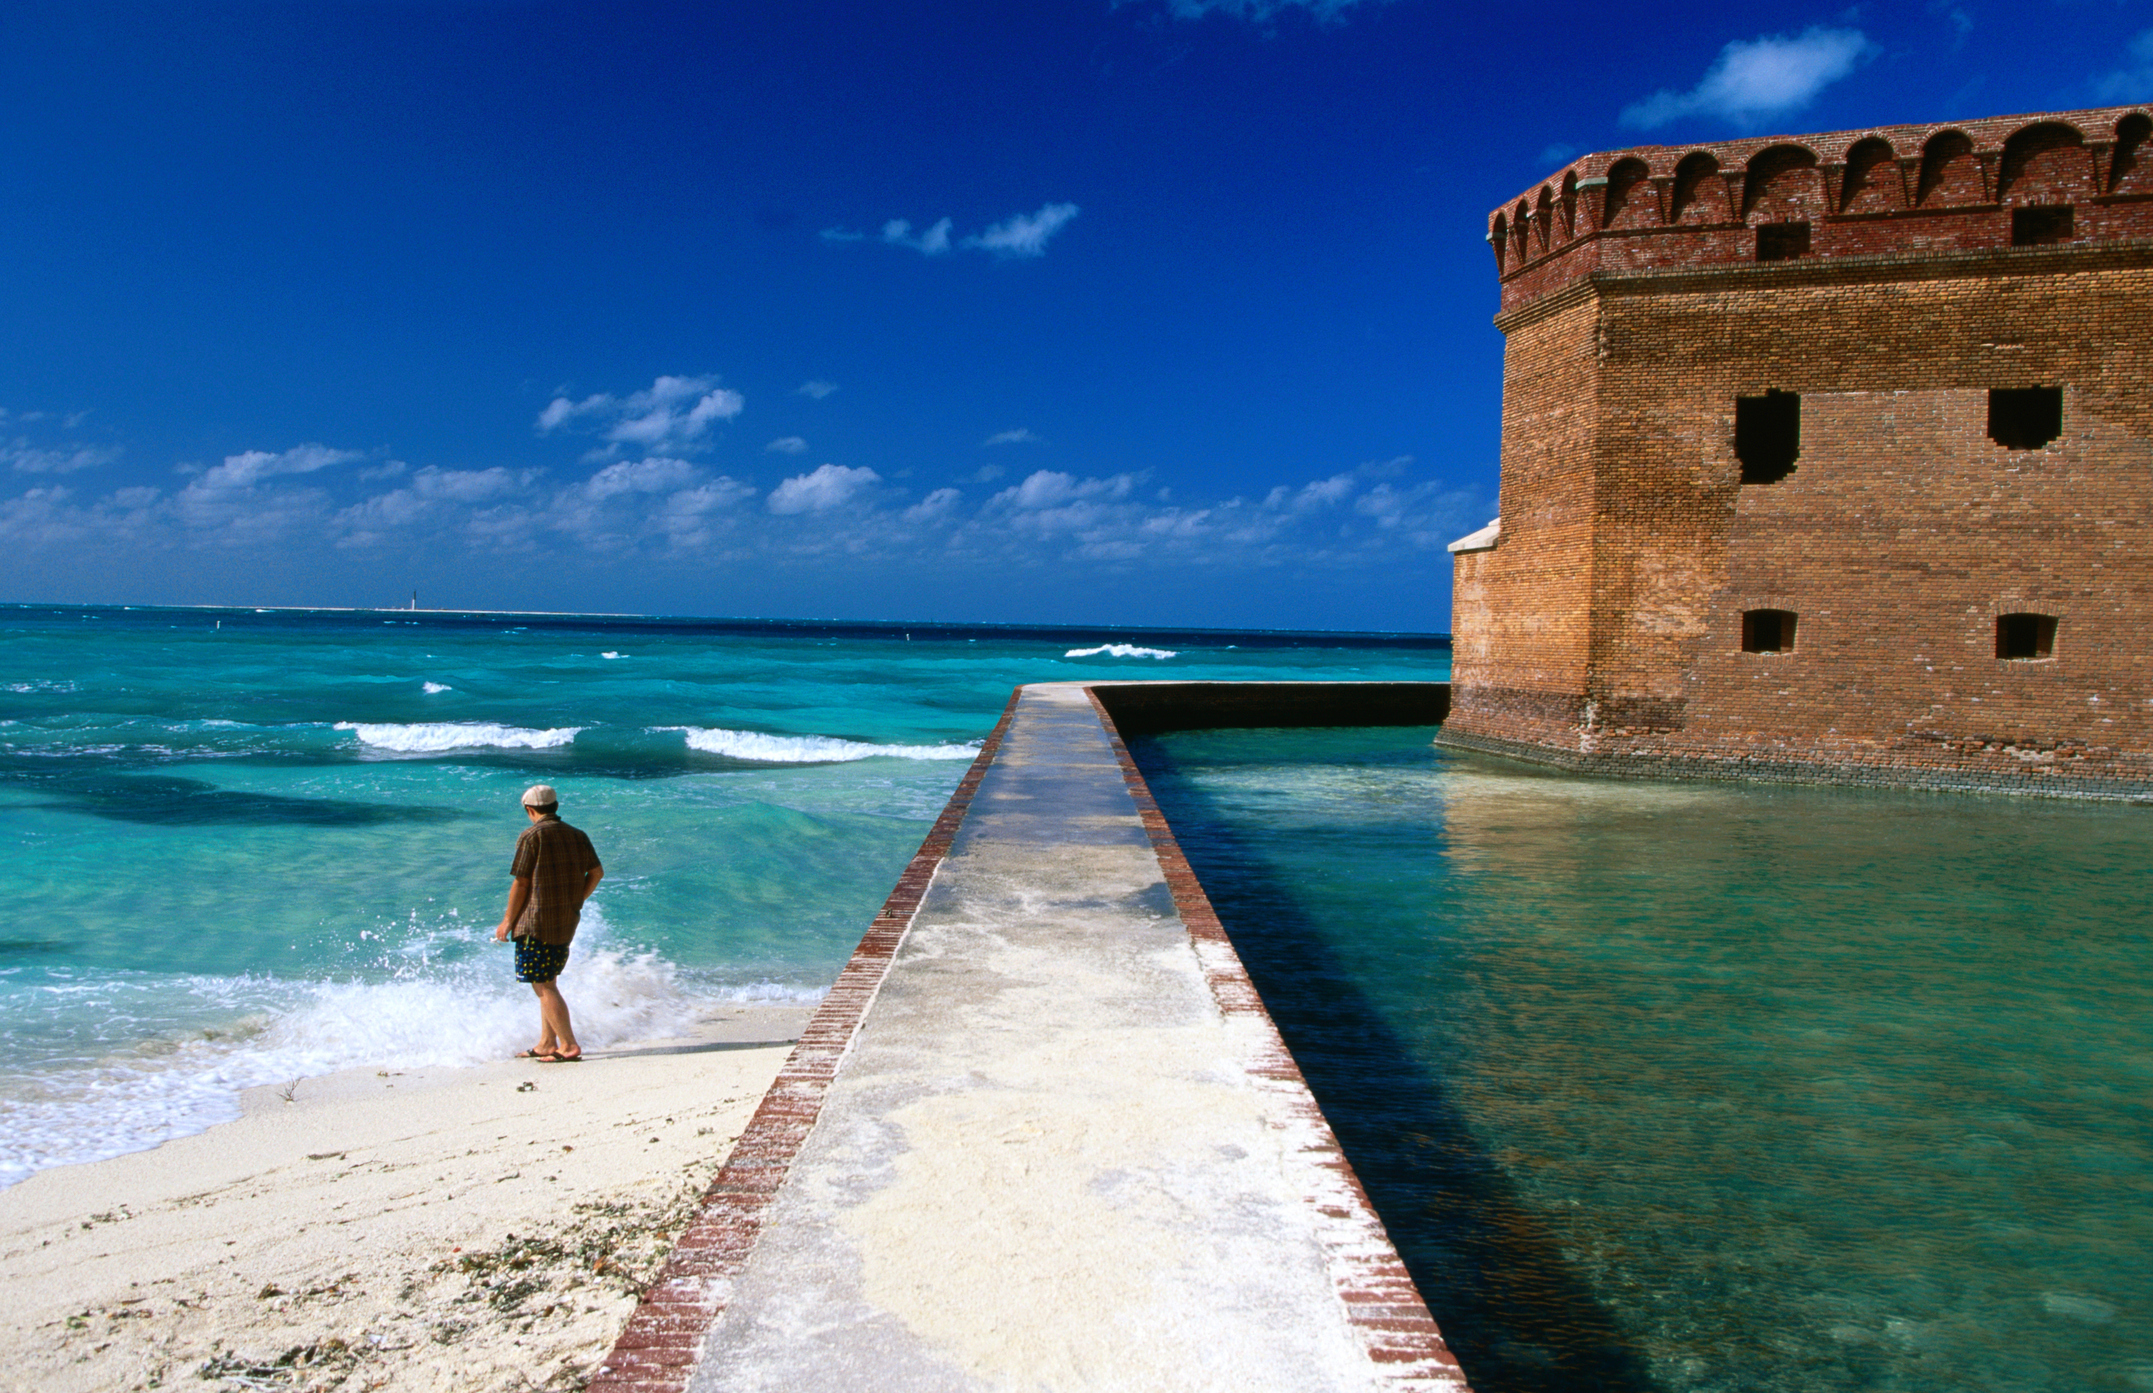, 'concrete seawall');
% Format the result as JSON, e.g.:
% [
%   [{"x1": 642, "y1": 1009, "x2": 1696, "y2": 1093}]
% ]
[{"x1": 588, "y1": 681, "x2": 1464, "y2": 1392}]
